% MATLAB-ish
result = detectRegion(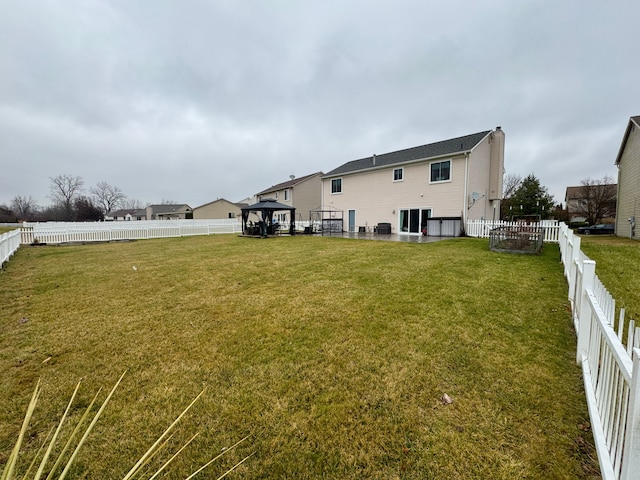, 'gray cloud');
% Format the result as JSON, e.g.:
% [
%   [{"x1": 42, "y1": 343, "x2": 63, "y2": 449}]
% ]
[{"x1": 1, "y1": 0, "x2": 638, "y2": 208}]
